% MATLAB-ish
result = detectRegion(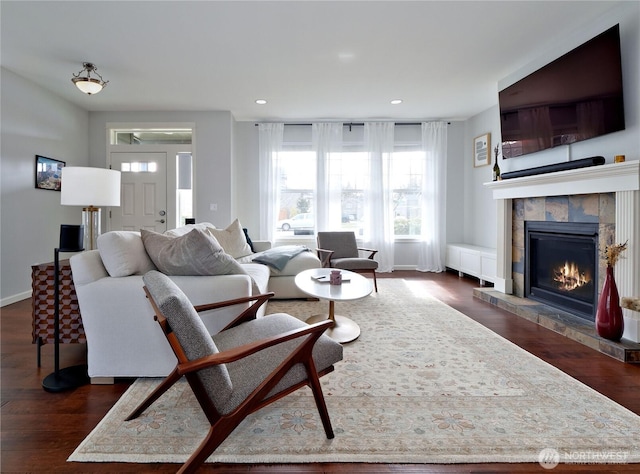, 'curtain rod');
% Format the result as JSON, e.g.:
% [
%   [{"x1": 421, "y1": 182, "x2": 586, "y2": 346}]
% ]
[{"x1": 254, "y1": 121, "x2": 450, "y2": 127}]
